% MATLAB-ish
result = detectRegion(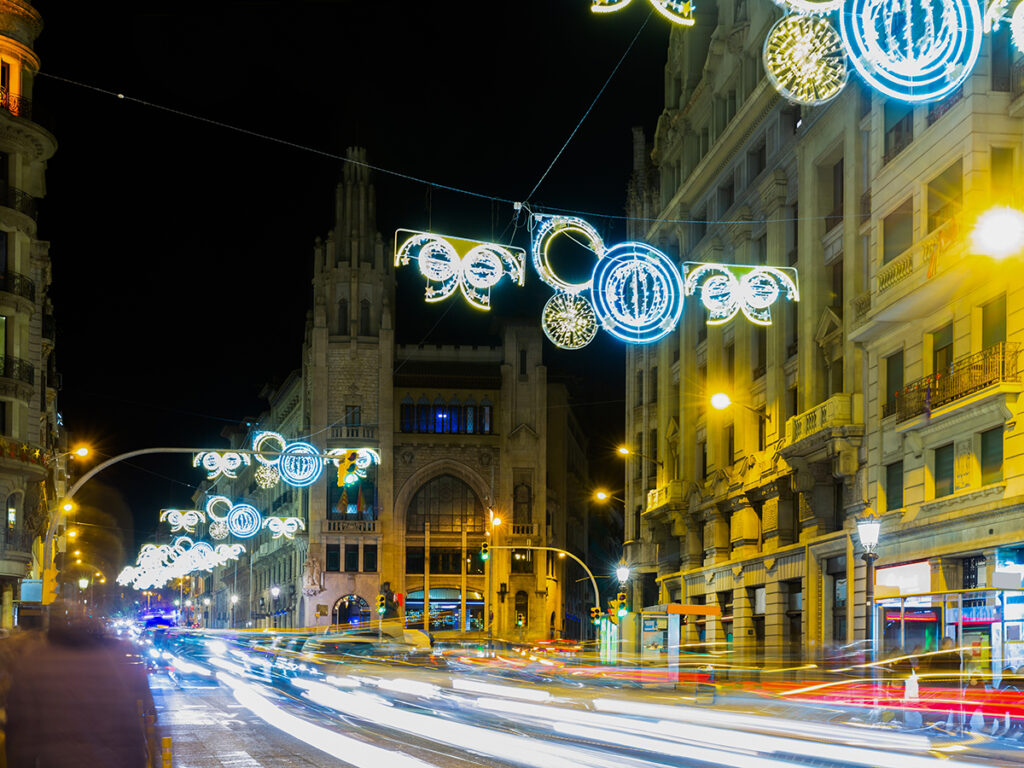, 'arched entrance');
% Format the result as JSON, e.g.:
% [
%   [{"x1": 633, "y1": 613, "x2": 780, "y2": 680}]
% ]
[{"x1": 331, "y1": 594, "x2": 370, "y2": 627}]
